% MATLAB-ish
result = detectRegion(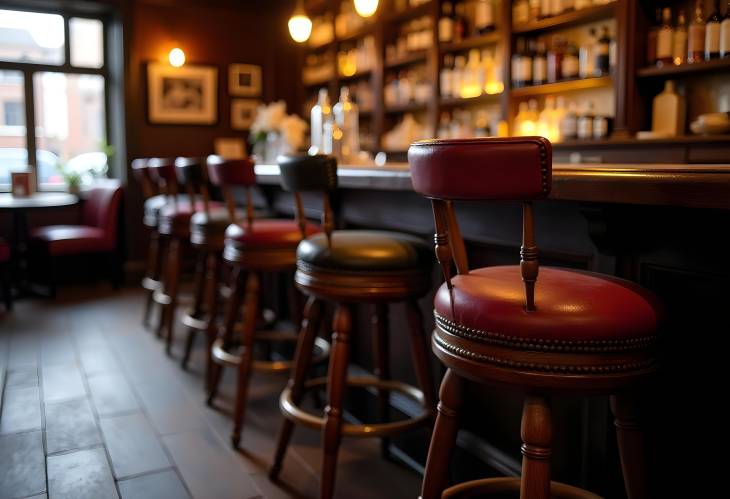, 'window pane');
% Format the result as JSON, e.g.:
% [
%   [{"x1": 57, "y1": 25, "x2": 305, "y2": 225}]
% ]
[
  {"x1": 0, "y1": 9, "x2": 65, "y2": 65},
  {"x1": 0, "y1": 70, "x2": 27, "y2": 191},
  {"x1": 34, "y1": 73, "x2": 107, "y2": 189},
  {"x1": 70, "y1": 18, "x2": 104, "y2": 68}
]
